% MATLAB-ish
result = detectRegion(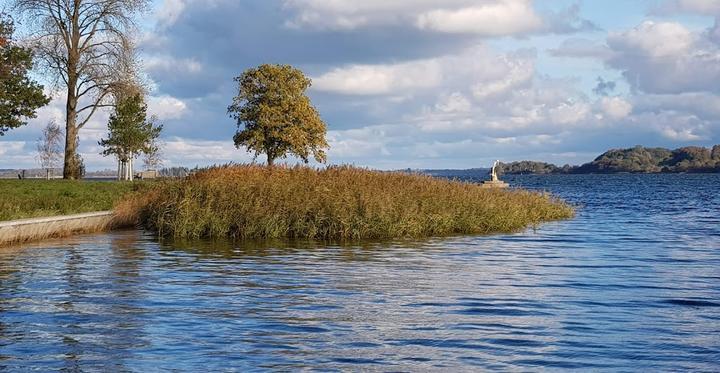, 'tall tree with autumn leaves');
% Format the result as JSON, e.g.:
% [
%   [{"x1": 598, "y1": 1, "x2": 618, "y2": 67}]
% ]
[{"x1": 228, "y1": 64, "x2": 329, "y2": 166}]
